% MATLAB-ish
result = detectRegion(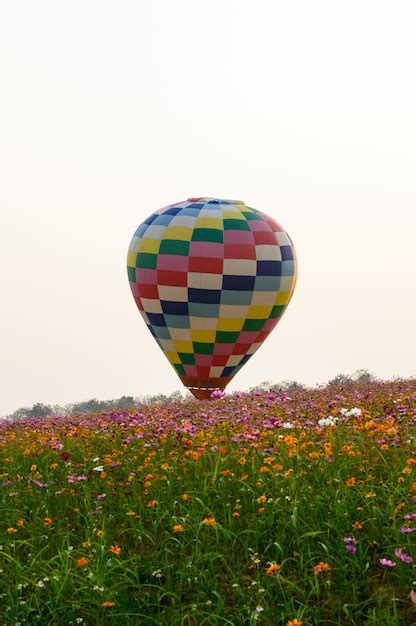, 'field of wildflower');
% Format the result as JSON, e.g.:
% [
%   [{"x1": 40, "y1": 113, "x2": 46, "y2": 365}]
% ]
[{"x1": 0, "y1": 379, "x2": 415, "y2": 625}]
